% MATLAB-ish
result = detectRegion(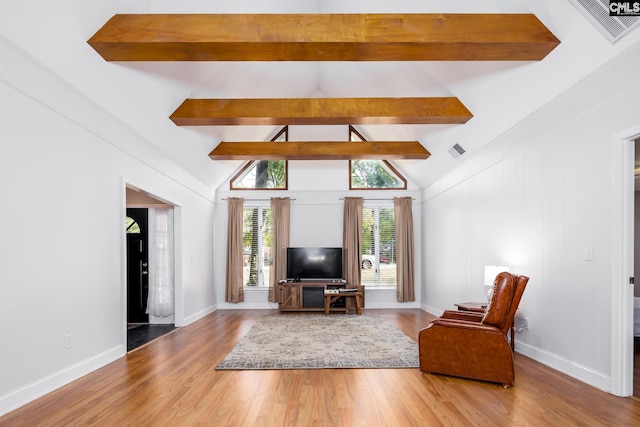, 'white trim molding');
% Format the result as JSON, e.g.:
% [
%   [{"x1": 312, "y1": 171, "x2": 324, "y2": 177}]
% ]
[
  {"x1": 609, "y1": 126, "x2": 640, "y2": 397},
  {"x1": 517, "y1": 342, "x2": 611, "y2": 392},
  {"x1": 0, "y1": 346, "x2": 124, "y2": 416}
]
